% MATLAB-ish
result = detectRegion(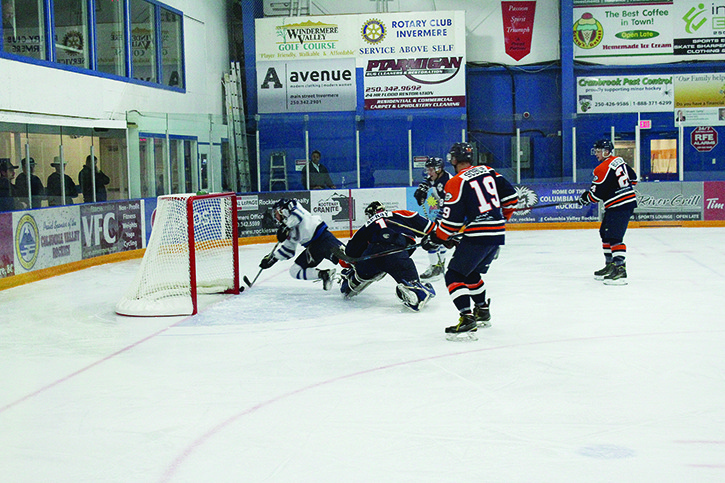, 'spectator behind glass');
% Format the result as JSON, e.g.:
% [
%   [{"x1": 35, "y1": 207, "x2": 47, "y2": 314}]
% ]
[
  {"x1": 301, "y1": 150, "x2": 335, "y2": 190},
  {"x1": 47, "y1": 156, "x2": 79, "y2": 206},
  {"x1": 15, "y1": 157, "x2": 45, "y2": 209},
  {"x1": 0, "y1": 158, "x2": 18, "y2": 212},
  {"x1": 79, "y1": 155, "x2": 110, "y2": 203},
  {"x1": 2, "y1": 0, "x2": 14, "y2": 29}
]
